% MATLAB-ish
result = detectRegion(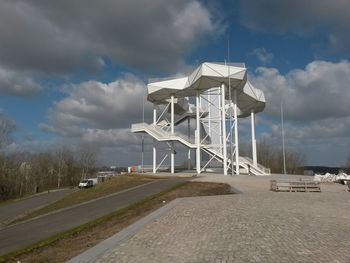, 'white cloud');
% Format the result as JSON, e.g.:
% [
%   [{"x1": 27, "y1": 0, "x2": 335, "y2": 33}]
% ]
[
  {"x1": 0, "y1": 65, "x2": 42, "y2": 96},
  {"x1": 81, "y1": 128, "x2": 140, "y2": 148},
  {"x1": 252, "y1": 60, "x2": 350, "y2": 121},
  {"x1": 0, "y1": 0, "x2": 221, "y2": 74},
  {"x1": 251, "y1": 60, "x2": 350, "y2": 166},
  {"x1": 240, "y1": 0, "x2": 350, "y2": 53},
  {"x1": 251, "y1": 48, "x2": 274, "y2": 64},
  {"x1": 40, "y1": 74, "x2": 150, "y2": 149}
]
